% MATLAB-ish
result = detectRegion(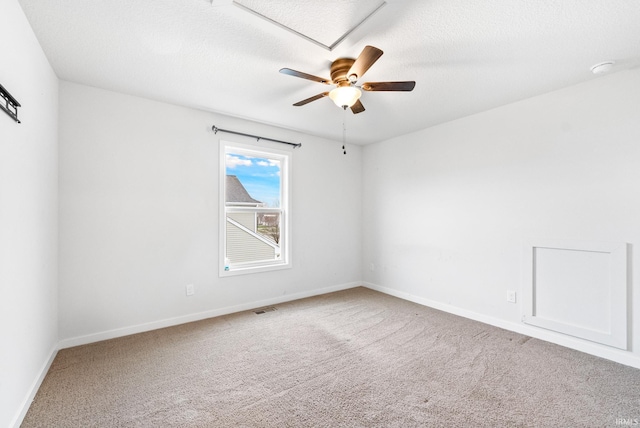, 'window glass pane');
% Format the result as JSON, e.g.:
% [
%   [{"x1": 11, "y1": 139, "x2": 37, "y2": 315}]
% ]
[
  {"x1": 225, "y1": 153, "x2": 281, "y2": 207},
  {"x1": 223, "y1": 147, "x2": 287, "y2": 273}
]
